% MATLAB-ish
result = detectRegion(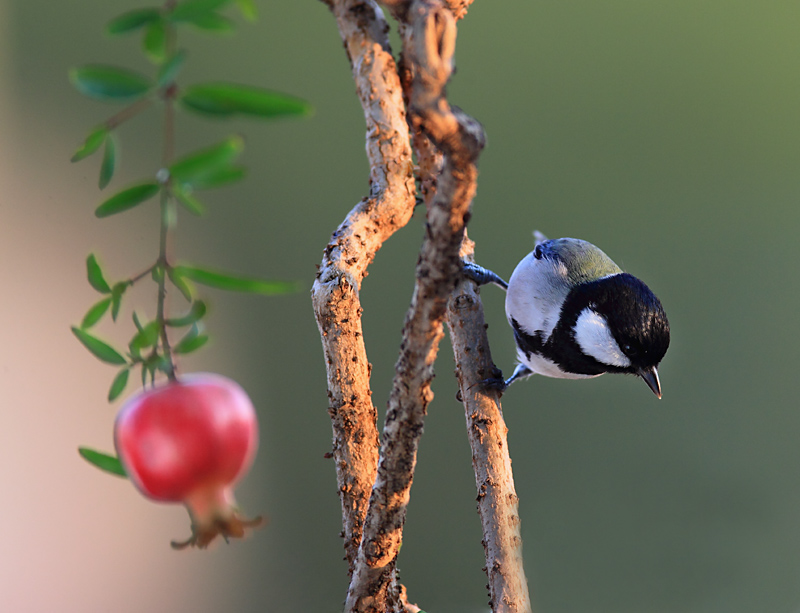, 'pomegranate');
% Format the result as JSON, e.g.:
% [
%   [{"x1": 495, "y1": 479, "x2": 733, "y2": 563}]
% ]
[{"x1": 114, "y1": 372, "x2": 262, "y2": 549}]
